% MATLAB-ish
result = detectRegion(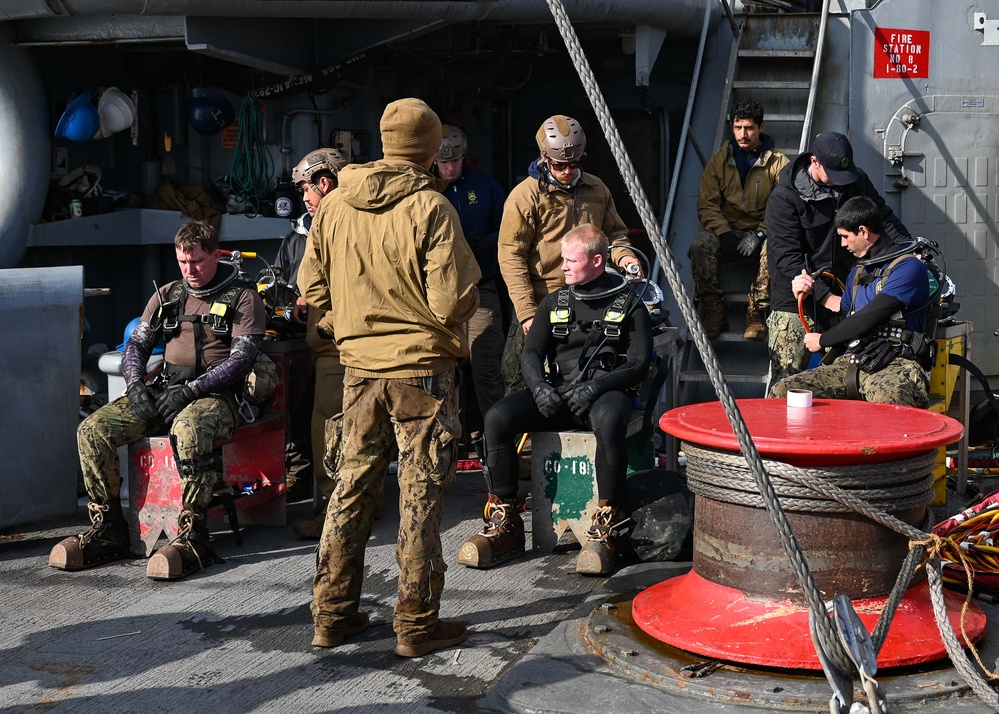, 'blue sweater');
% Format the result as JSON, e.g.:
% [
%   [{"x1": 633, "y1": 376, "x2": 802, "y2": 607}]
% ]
[{"x1": 442, "y1": 168, "x2": 506, "y2": 283}]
